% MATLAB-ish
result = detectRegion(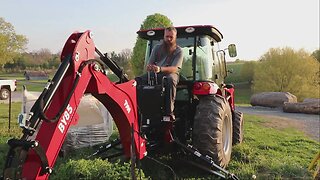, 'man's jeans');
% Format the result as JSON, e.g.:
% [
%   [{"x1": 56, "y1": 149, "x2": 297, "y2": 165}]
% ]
[{"x1": 136, "y1": 72, "x2": 179, "y2": 116}]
